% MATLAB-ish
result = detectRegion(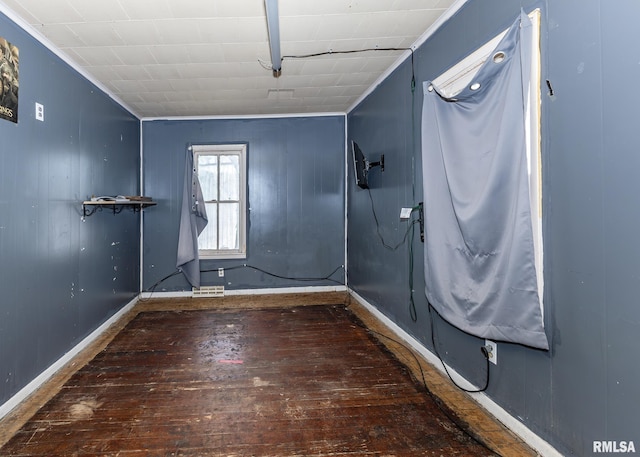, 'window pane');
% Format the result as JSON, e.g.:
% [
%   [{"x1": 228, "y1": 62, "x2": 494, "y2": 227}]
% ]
[
  {"x1": 198, "y1": 155, "x2": 218, "y2": 201},
  {"x1": 219, "y1": 202, "x2": 239, "y2": 250},
  {"x1": 219, "y1": 155, "x2": 239, "y2": 201},
  {"x1": 198, "y1": 203, "x2": 218, "y2": 250}
]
